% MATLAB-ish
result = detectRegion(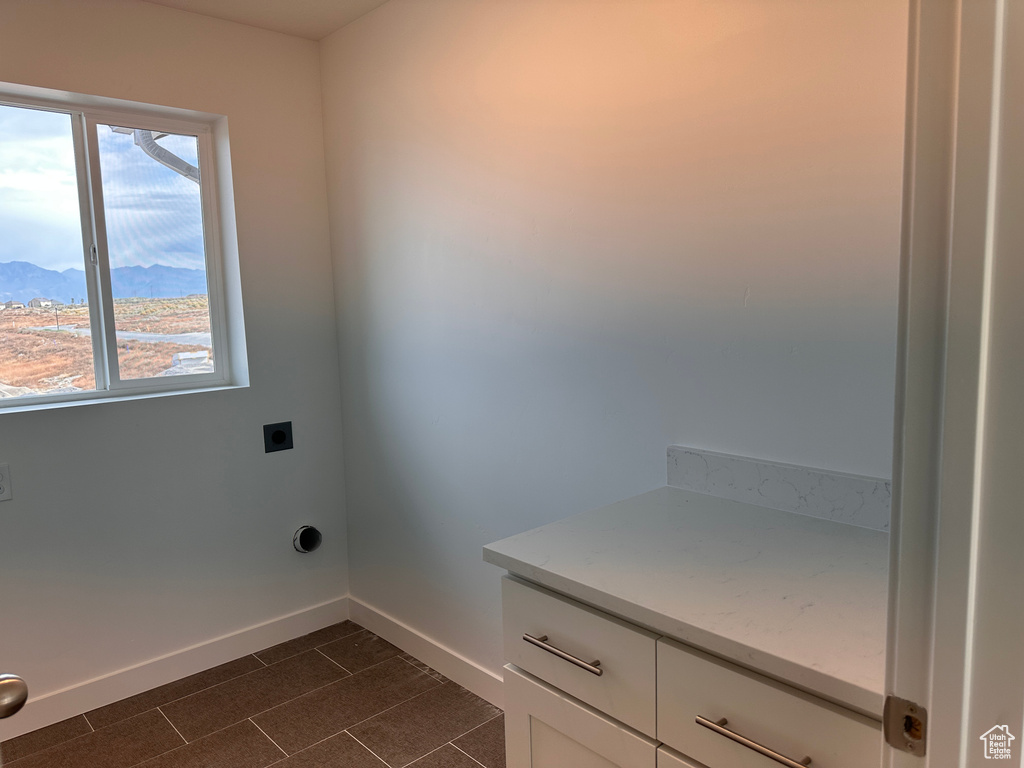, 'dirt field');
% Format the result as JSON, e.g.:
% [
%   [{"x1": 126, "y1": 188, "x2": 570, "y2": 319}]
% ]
[
  {"x1": 0, "y1": 297, "x2": 211, "y2": 395},
  {"x1": 112, "y1": 295, "x2": 211, "y2": 334}
]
